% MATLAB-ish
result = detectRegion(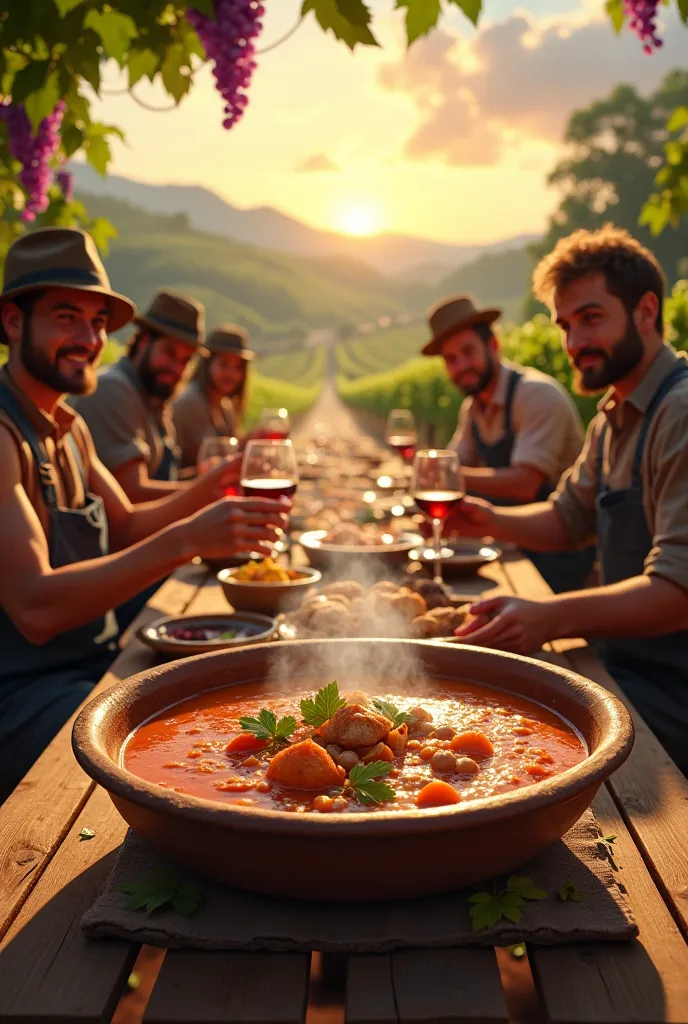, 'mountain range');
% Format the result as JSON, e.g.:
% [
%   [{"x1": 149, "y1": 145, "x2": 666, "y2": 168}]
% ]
[{"x1": 71, "y1": 163, "x2": 536, "y2": 279}]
